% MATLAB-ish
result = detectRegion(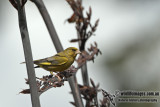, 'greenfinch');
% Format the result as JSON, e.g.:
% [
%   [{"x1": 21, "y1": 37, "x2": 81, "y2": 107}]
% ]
[{"x1": 22, "y1": 47, "x2": 81, "y2": 75}]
